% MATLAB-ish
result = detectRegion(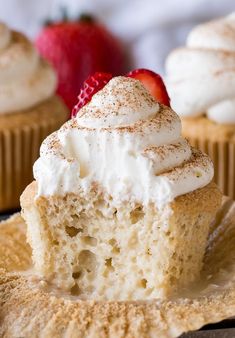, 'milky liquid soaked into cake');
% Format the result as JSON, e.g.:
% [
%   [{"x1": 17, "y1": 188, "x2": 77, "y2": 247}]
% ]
[
  {"x1": 3, "y1": 197, "x2": 235, "y2": 337},
  {"x1": 21, "y1": 77, "x2": 221, "y2": 301},
  {"x1": 4, "y1": 196, "x2": 235, "y2": 303},
  {"x1": 18, "y1": 195, "x2": 235, "y2": 303}
]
